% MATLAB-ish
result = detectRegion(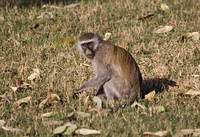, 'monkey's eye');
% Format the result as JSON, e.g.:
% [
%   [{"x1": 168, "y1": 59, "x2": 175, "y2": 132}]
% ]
[
  {"x1": 87, "y1": 42, "x2": 94, "y2": 50},
  {"x1": 81, "y1": 44, "x2": 87, "y2": 49}
]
